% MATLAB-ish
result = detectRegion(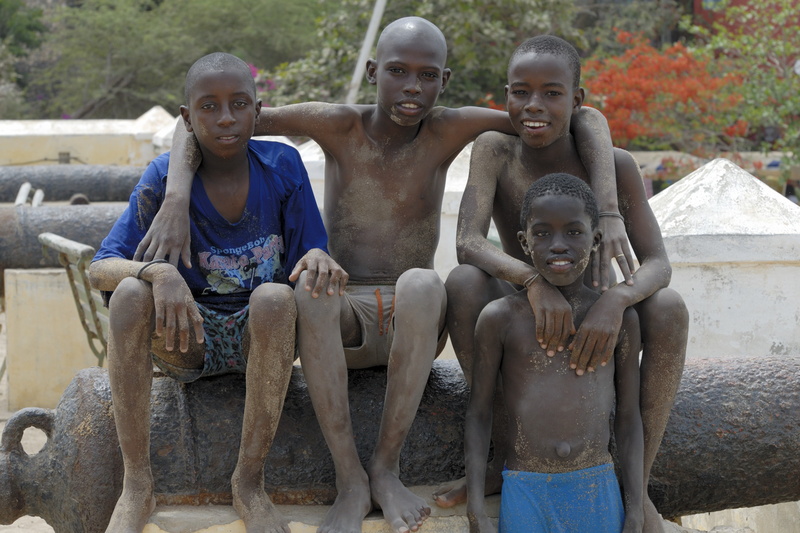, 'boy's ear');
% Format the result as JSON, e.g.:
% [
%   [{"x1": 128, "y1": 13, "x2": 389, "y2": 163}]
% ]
[
  {"x1": 366, "y1": 59, "x2": 378, "y2": 85},
  {"x1": 572, "y1": 87, "x2": 585, "y2": 114},
  {"x1": 517, "y1": 230, "x2": 531, "y2": 255},
  {"x1": 504, "y1": 85, "x2": 510, "y2": 108},
  {"x1": 439, "y1": 68, "x2": 452, "y2": 94},
  {"x1": 179, "y1": 105, "x2": 193, "y2": 132},
  {"x1": 255, "y1": 99, "x2": 262, "y2": 119}
]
